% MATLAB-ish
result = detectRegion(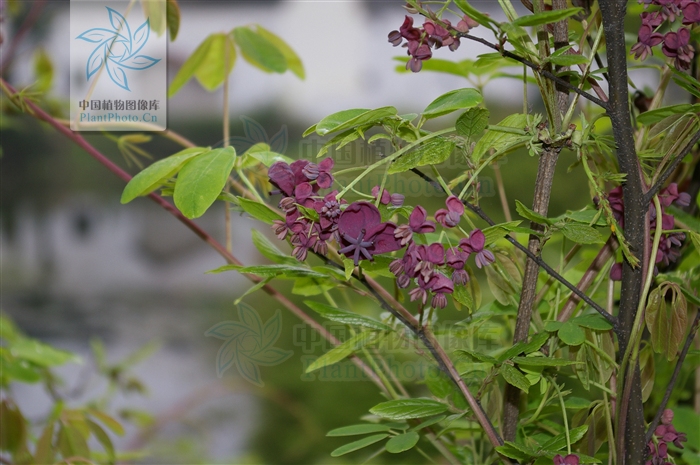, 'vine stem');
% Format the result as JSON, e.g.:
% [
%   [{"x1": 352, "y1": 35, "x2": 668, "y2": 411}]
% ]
[{"x1": 0, "y1": 78, "x2": 387, "y2": 392}]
